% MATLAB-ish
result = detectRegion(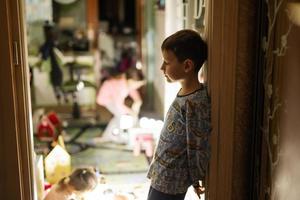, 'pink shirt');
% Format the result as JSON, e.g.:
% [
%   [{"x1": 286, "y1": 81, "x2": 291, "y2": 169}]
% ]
[{"x1": 96, "y1": 76, "x2": 141, "y2": 114}]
